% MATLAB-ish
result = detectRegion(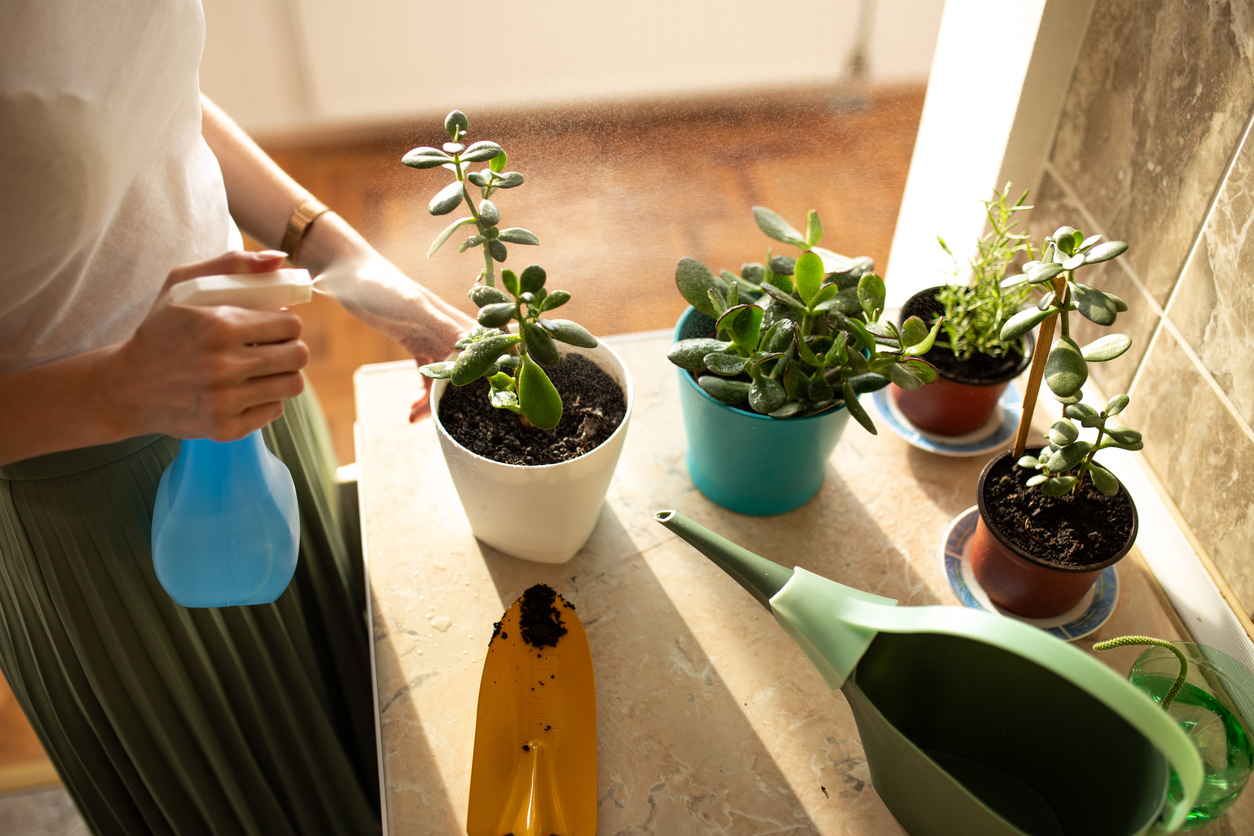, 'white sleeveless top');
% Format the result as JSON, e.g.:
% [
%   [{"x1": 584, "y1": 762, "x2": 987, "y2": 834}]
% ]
[{"x1": 0, "y1": 0, "x2": 234, "y2": 374}]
